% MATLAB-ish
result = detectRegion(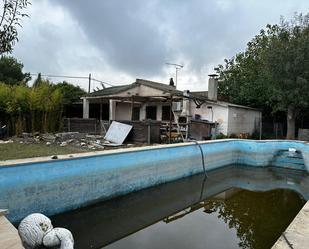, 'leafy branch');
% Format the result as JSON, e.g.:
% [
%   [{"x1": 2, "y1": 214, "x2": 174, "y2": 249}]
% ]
[{"x1": 0, "y1": 0, "x2": 30, "y2": 54}]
